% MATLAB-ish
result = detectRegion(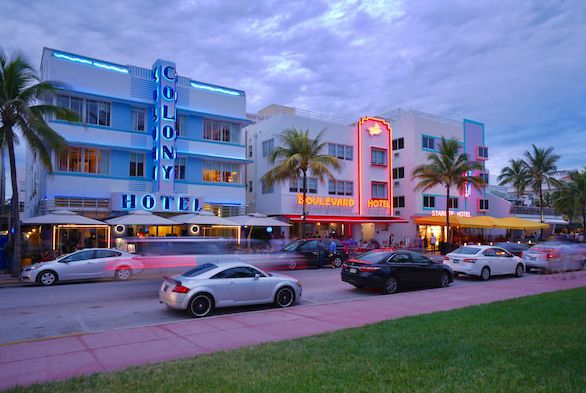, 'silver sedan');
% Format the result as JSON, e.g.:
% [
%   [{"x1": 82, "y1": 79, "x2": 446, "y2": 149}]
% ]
[
  {"x1": 19, "y1": 248, "x2": 143, "y2": 286},
  {"x1": 159, "y1": 262, "x2": 302, "y2": 317}
]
